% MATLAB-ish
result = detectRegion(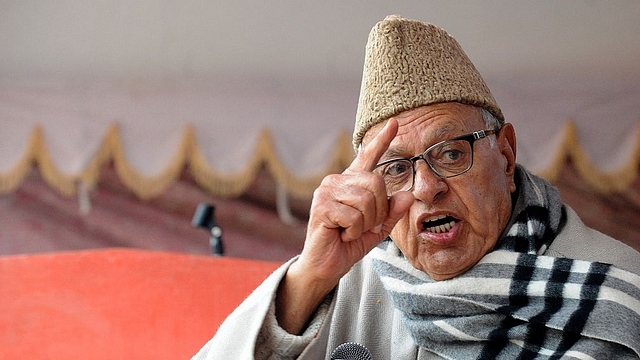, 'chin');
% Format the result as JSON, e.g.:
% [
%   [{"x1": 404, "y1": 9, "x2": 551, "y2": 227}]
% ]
[{"x1": 418, "y1": 250, "x2": 477, "y2": 280}]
